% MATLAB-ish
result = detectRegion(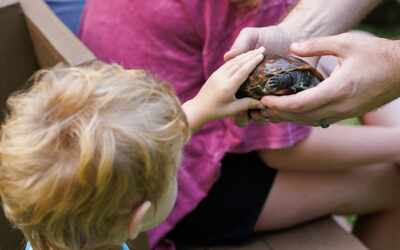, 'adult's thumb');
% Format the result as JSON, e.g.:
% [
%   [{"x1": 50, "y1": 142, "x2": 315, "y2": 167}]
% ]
[
  {"x1": 224, "y1": 28, "x2": 257, "y2": 61},
  {"x1": 290, "y1": 35, "x2": 348, "y2": 58}
]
